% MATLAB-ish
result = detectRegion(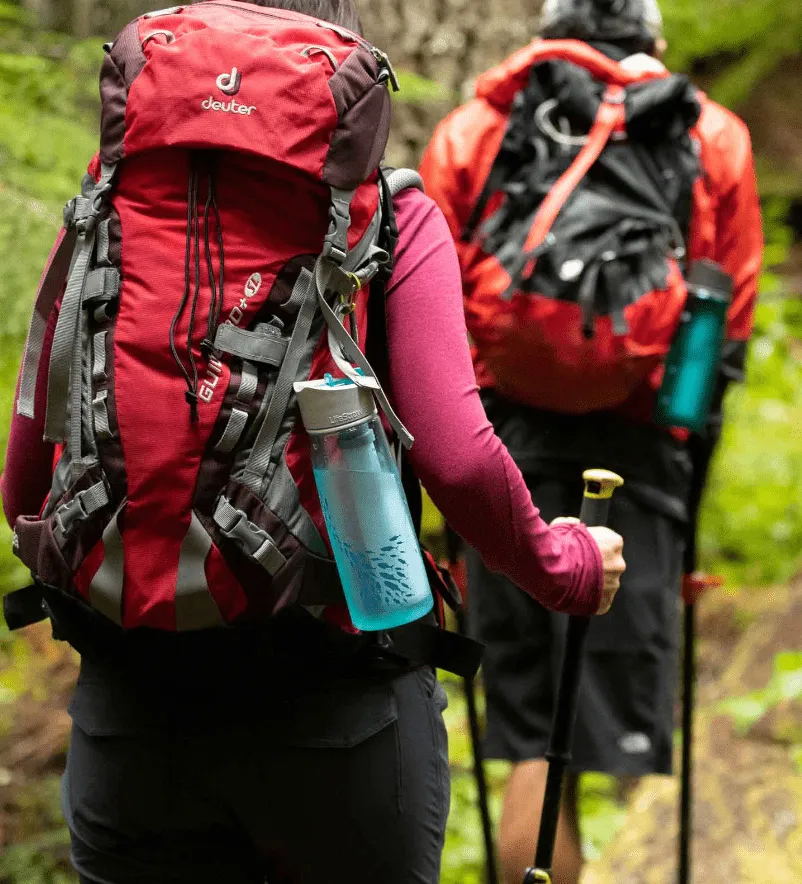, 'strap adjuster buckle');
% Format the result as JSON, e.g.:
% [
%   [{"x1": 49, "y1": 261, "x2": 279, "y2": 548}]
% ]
[
  {"x1": 54, "y1": 481, "x2": 110, "y2": 538},
  {"x1": 214, "y1": 499, "x2": 287, "y2": 576}
]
